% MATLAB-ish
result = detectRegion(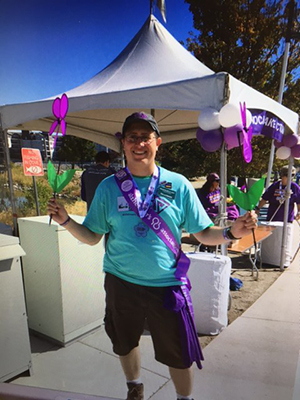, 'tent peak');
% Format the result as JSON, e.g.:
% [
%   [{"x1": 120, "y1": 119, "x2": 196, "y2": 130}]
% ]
[{"x1": 65, "y1": 14, "x2": 214, "y2": 98}]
